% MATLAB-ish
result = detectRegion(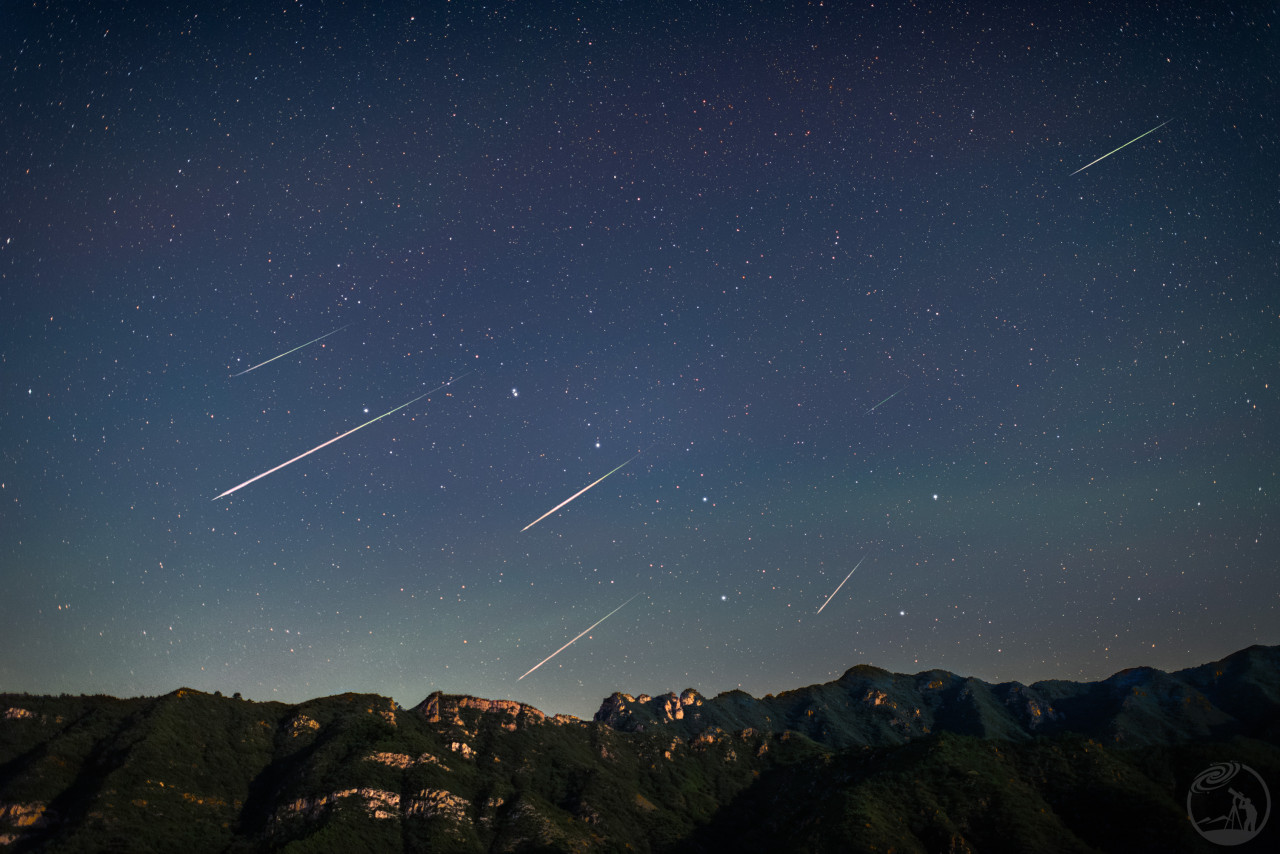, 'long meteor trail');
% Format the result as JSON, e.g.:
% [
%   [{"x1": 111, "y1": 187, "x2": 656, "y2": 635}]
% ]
[
  {"x1": 521, "y1": 454, "x2": 637, "y2": 532},
  {"x1": 1070, "y1": 119, "x2": 1170, "y2": 176},
  {"x1": 518, "y1": 593, "x2": 641, "y2": 681},
  {"x1": 230, "y1": 325, "x2": 349, "y2": 377},
  {"x1": 816, "y1": 553, "x2": 868, "y2": 614},
  {"x1": 865, "y1": 387, "x2": 904, "y2": 415},
  {"x1": 212, "y1": 373, "x2": 469, "y2": 500}
]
